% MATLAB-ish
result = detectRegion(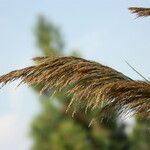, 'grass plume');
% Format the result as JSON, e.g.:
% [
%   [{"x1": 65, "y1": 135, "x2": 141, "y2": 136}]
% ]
[
  {"x1": 0, "y1": 56, "x2": 150, "y2": 120},
  {"x1": 129, "y1": 7, "x2": 150, "y2": 17}
]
